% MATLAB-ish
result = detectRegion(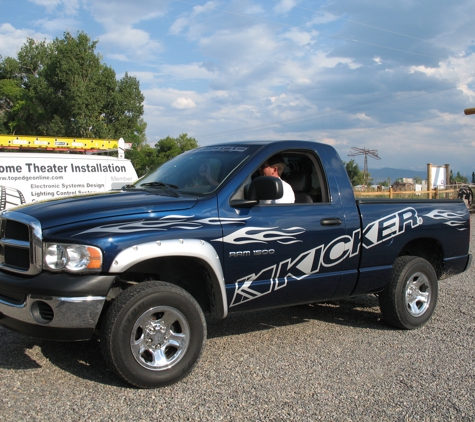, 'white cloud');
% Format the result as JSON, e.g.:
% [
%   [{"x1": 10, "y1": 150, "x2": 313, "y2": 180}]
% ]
[
  {"x1": 309, "y1": 50, "x2": 359, "y2": 70},
  {"x1": 87, "y1": 0, "x2": 169, "y2": 29},
  {"x1": 459, "y1": 84, "x2": 475, "y2": 99},
  {"x1": 0, "y1": 23, "x2": 50, "y2": 58},
  {"x1": 169, "y1": 17, "x2": 188, "y2": 35},
  {"x1": 307, "y1": 11, "x2": 338, "y2": 26},
  {"x1": 172, "y1": 97, "x2": 197, "y2": 109},
  {"x1": 281, "y1": 28, "x2": 318, "y2": 46},
  {"x1": 107, "y1": 53, "x2": 129, "y2": 62},
  {"x1": 320, "y1": 137, "x2": 339, "y2": 146},
  {"x1": 274, "y1": 0, "x2": 299, "y2": 15},
  {"x1": 200, "y1": 25, "x2": 278, "y2": 63},
  {"x1": 34, "y1": 17, "x2": 81, "y2": 33},
  {"x1": 126, "y1": 71, "x2": 159, "y2": 83},
  {"x1": 244, "y1": 5, "x2": 265, "y2": 15},
  {"x1": 29, "y1": 0, "x2": 80, "y2": 15},
  {"x1": 352, "y1": 113, "x2": 372, "y2": 121},
  {"x1": 410, "y1": 52, "x2": 475, "y2": 99},
  {"x1": 28, "y1": 0, "x2": 62, "y2": 11},
  {"x1": 98, "y1": 27, "x2": 162, "y2": 62},
  {"x1": 145, "y1": 88, "x2": 200, "y2": 109},
  {"x1": 158, "y1": 63, "x2": 216, "y2": 80},
  {"x1": 269, "y1": 94, "x2": 287, "y2": 103},
  {"x1": 169, "y1": 0, "x2": 219, "y2": 36}
]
